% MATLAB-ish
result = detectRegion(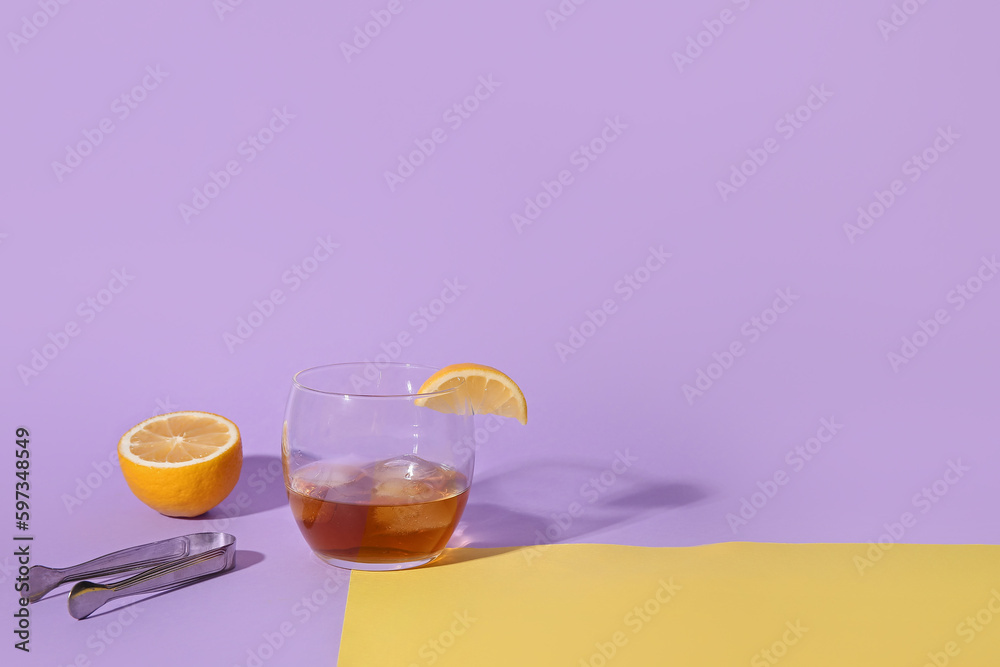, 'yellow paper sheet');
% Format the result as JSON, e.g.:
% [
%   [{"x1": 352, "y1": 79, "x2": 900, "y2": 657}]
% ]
[{"x1": 338, "y1": 543, "x2": 1000, "y2": 666}]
